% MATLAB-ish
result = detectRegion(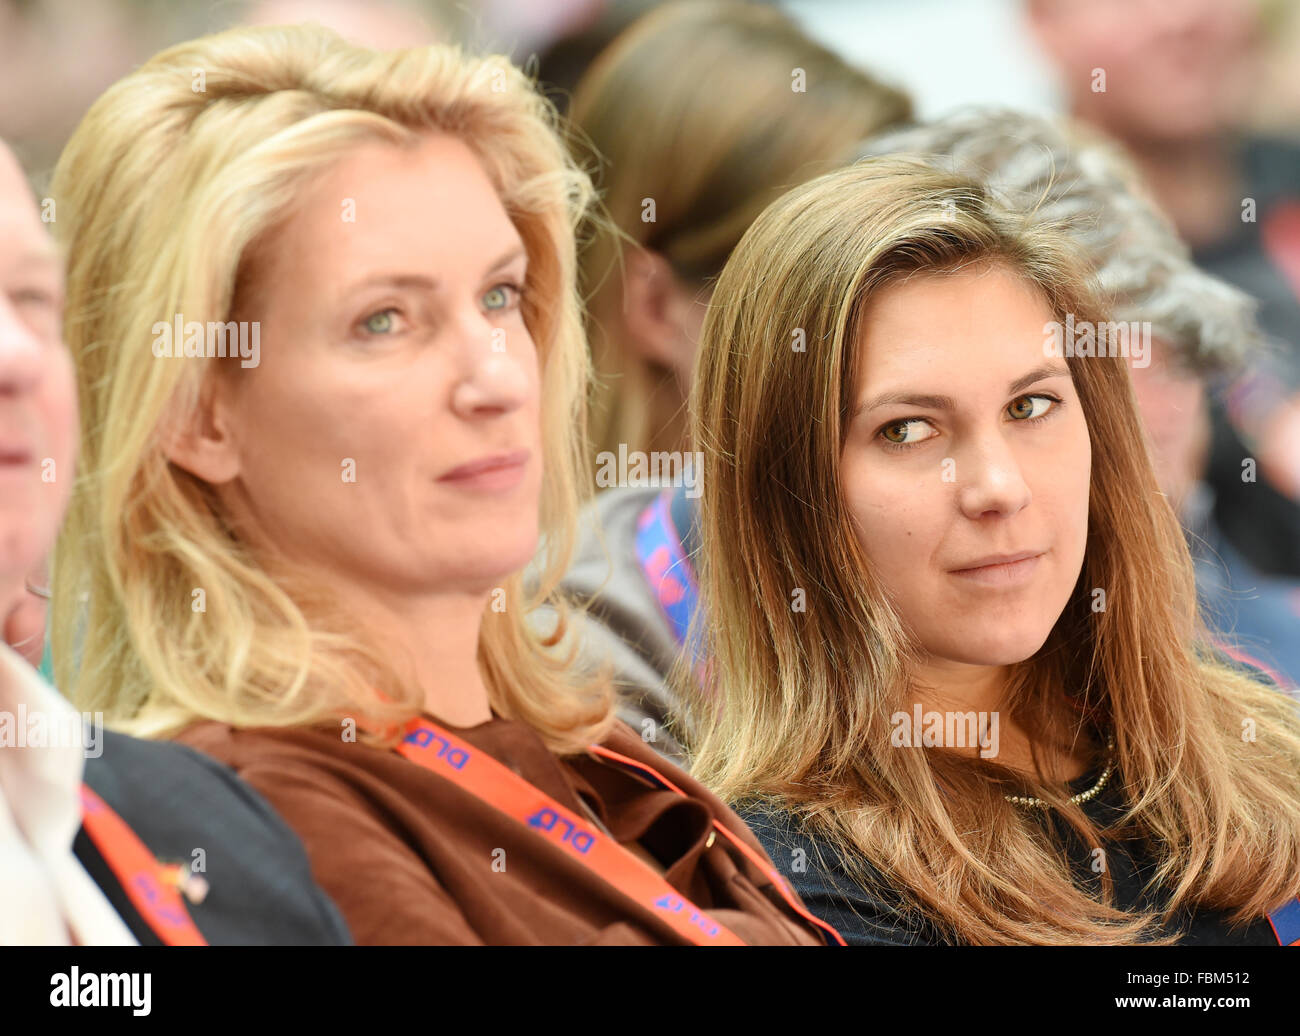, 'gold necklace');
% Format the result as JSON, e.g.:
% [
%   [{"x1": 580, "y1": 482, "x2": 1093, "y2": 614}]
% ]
[{"x1": 1004, "y1": 734, "x2": 1116, "y2": 809}]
